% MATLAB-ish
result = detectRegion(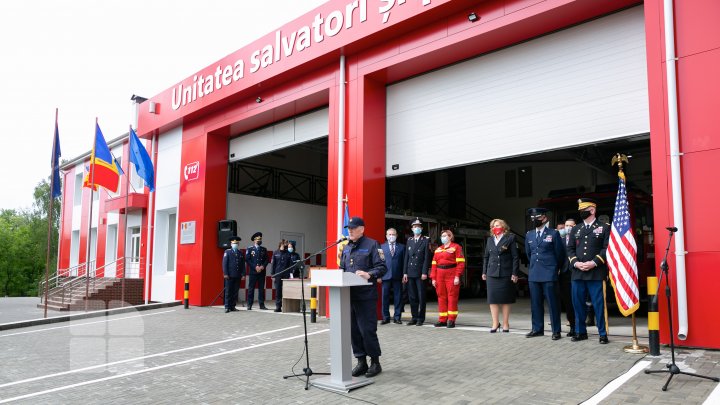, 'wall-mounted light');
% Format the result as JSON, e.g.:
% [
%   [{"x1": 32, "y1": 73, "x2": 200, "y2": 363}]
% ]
[
  {"x1": 468, "y1": 12, "x2": 479, "y2": 23},
  {"x1": 256, "y1": 97, "x2": 263, "y2": 103}
]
